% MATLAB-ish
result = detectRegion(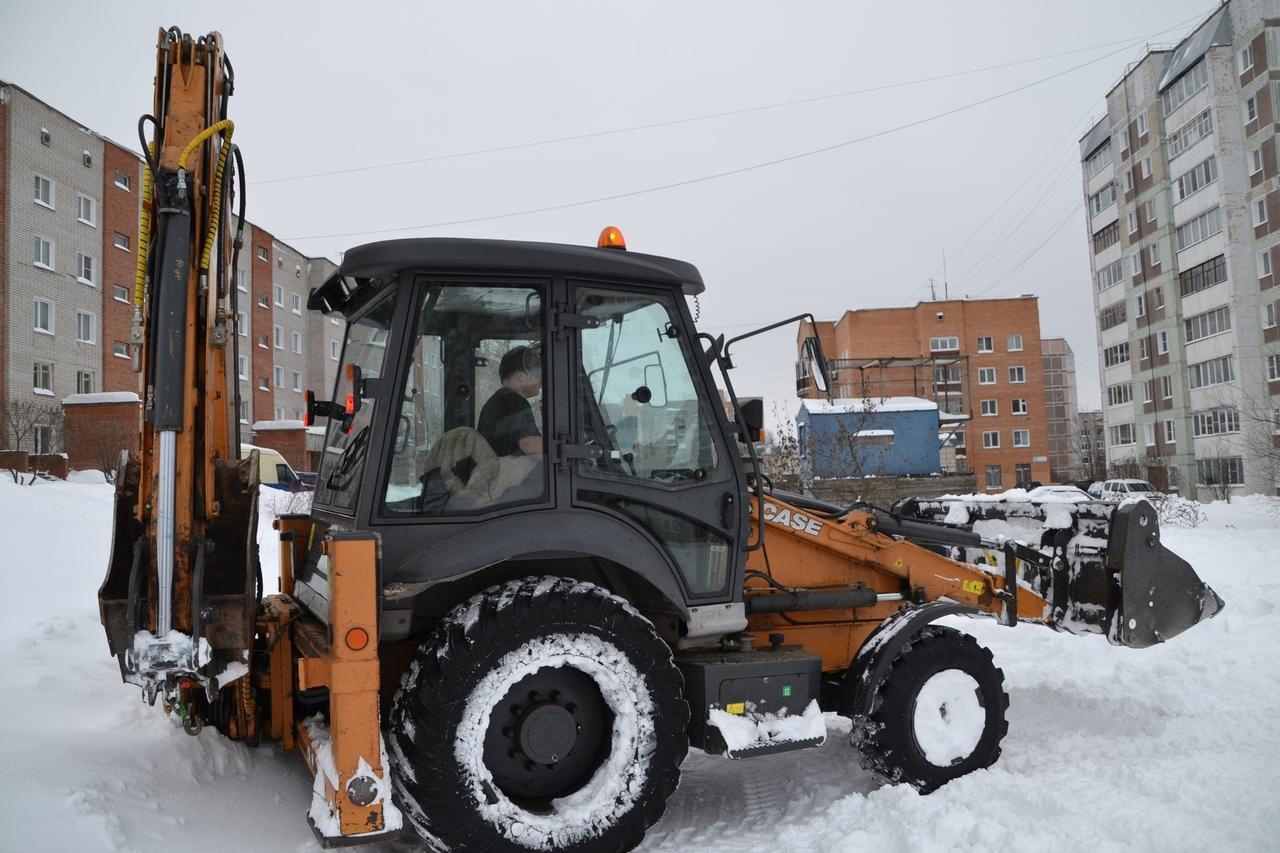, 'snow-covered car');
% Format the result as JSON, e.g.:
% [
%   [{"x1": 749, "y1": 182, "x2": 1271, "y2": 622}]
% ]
[
  {"x1": 1096, "y1": 479, "x2": 1161, "y2": 501},
  {"x1": 1025, "y1": 485, "x2": 1093, "y2": 502}
]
